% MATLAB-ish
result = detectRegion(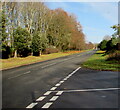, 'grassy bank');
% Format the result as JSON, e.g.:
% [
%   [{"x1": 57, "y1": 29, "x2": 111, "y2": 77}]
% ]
[
  {"x1": 82, "y1": 51, "x2": 119, "y2": 71},
  {"x1": 1, "y1": 50, "x2": 85, "y2": 70}
]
